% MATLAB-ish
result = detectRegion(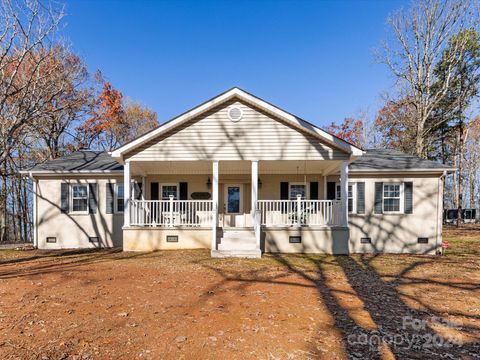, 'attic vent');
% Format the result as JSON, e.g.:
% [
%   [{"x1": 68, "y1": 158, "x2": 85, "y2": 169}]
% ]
[{"x1": 228, "y1": 106, "x2": 243, "y2": 122}]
